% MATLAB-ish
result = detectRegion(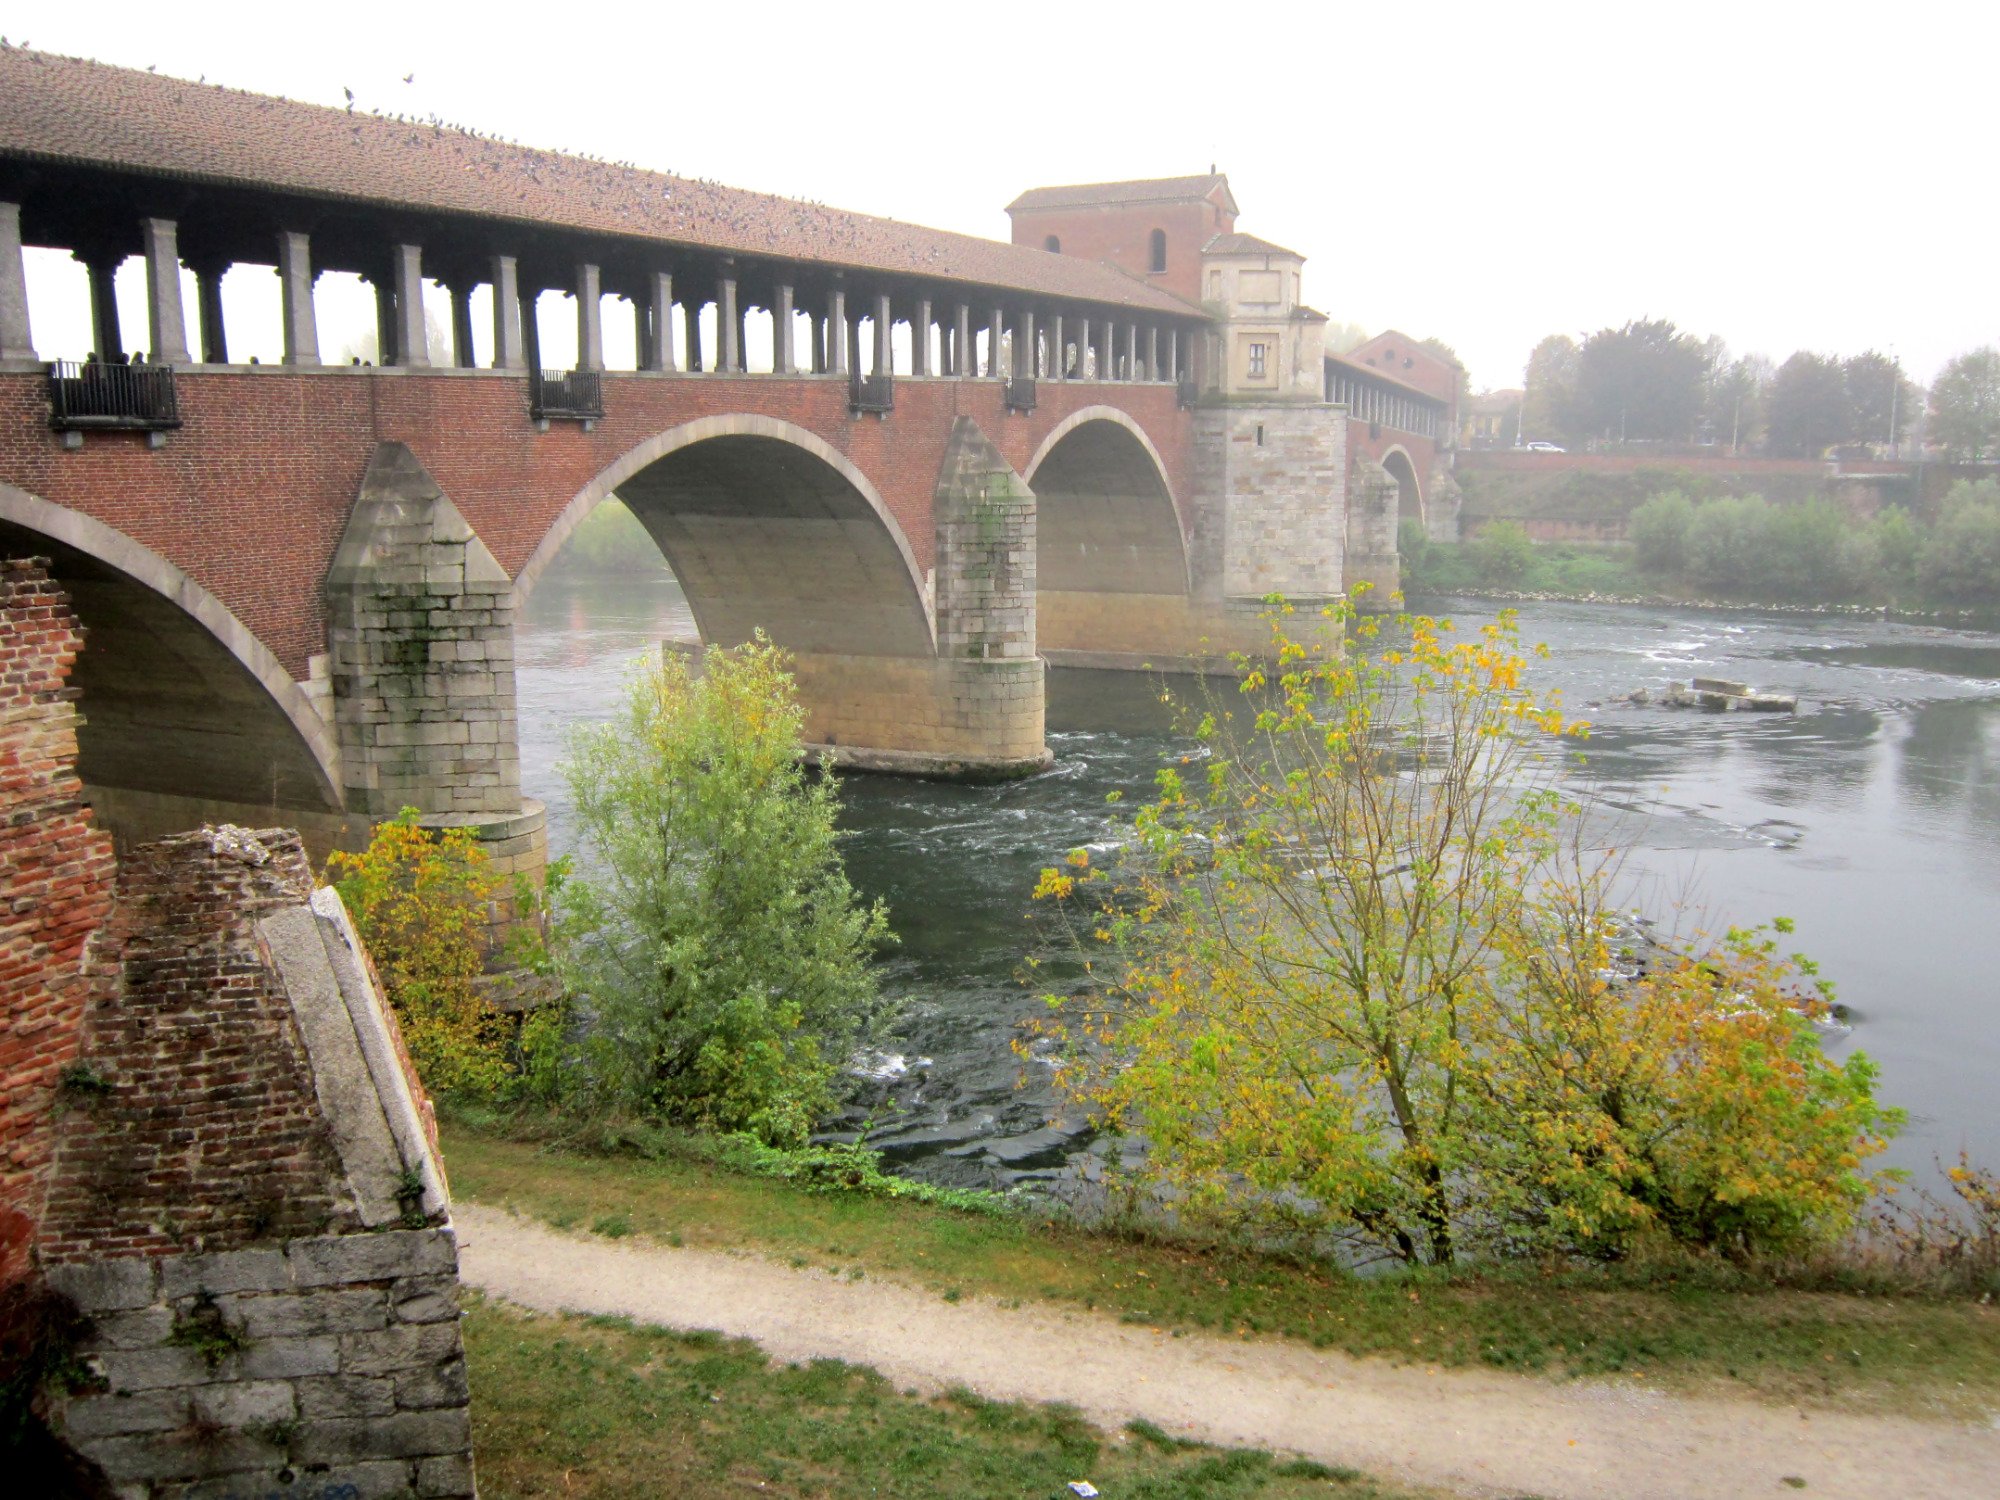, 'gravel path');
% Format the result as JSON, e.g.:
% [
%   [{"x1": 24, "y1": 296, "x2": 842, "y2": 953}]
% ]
[{"x1": 455, "y1": 1203, "x2": 1998, "y2": 1500}]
